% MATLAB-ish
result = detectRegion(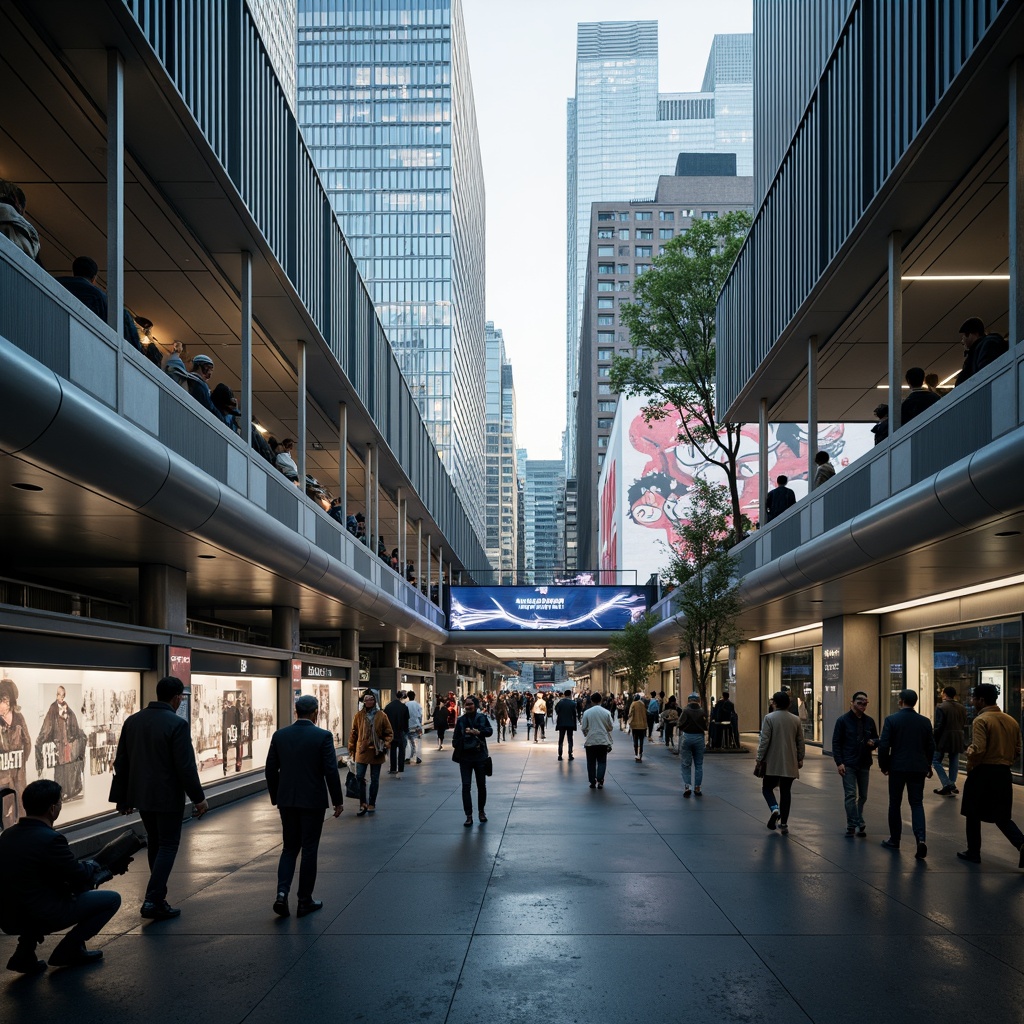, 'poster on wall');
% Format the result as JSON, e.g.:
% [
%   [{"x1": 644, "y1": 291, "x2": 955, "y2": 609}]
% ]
[
  {"x1": 0, "y1": 667, "x2": 140, "y2": 828},
  {"x1": 300, "y1": 680, "x2": 344, "y2": 746},
  {"x1": 189, "y1": 675, "x2": 277, "y2": 786},
  {"x1": 598, "y1": 397, "x2": 876, "y2": 583}
]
